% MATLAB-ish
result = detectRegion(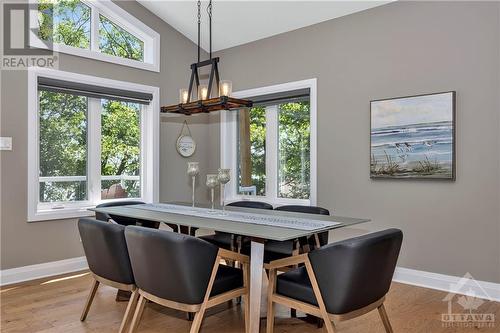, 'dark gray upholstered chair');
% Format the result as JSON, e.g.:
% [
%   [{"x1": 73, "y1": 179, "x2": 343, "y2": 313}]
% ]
[
  {"x1": 95, "y1": 200, "x2": 177, "y2": 232},
  {"x1": 124, "y1": 226, "x2": 250, "y2": 333},
  {"x1": 199, "y1": 200, "x2": 273, "y2": 252},
  {"x1": 77, "y1": 218, "x2": 138, "y2": 333},
  {"x1": 275, "y1": 205, "x2": 330, "y2": 251},
  {"x1": 266, "y1": 229, "x2": 403, "y2": 333},
  {"x1": 238, "y1": 205, "x2": 331, "y2": 271}
]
